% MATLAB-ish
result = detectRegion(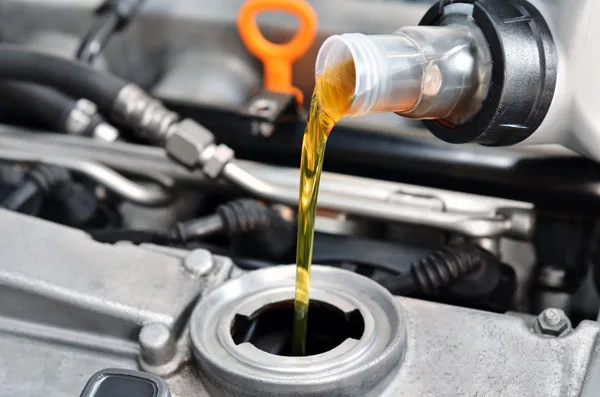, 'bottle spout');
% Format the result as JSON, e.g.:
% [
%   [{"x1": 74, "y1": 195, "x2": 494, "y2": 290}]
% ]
[{"x1": 315, "y1": 22, "x2": 492, "y2": 125}]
